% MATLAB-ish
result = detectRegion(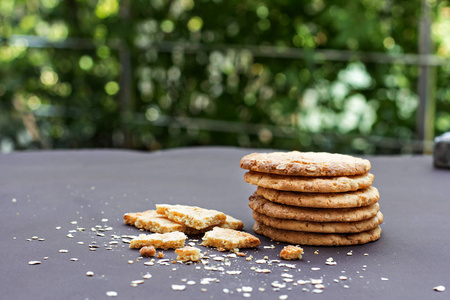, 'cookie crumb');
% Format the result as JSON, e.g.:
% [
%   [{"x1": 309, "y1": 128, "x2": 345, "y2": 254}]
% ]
[
  {"x1": 280, "y1": 245, "x2": 303, "y2": 260},
  {"x1": 157, "y1": 252, "x2": 164, "y2": 258},
  {"x1": 175, "y1": 246, "x2": 203, "y2": 262},
  {"x1": 140, "y1": 246, "x2": 156, "y2": 257}
]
